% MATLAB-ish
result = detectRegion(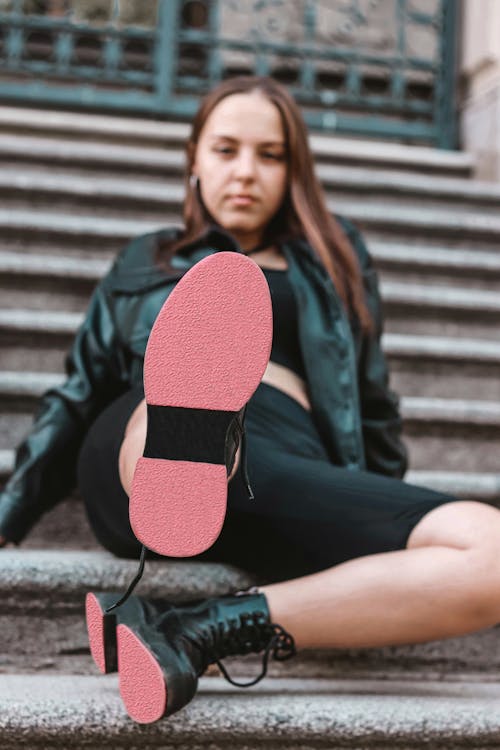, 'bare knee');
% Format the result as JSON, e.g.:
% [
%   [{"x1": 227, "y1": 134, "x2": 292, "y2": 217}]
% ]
[
  {"x1": 406, "y1": 500, "x2": 500, "y2": 553},
  {"x1": 407, "y1": 500, "x2": 500, "y2": 622}
]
